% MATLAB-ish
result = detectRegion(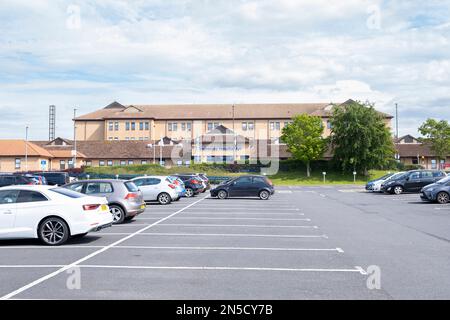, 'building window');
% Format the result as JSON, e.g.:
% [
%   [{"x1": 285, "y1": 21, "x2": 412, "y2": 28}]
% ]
[
  {"x1": 248, "y1": 122, "x2": 254, "y2": 131},
  {"x1": 431, "y1": 159, "x2": 437, "y2": 169},
  {"x1": 270, "y1": 122, "x2": 280, "y2": 130},
  {"x1": 181, "y1": 122, "x2": 186, "y2": 131},
  {"x1": 187, "y1": 122, "x2": 192, "y2": 131},
  {"x1": 185, "y1": 160, "x2": 190, "y2": 167},
  {"x1": 130, "y1": 137, "x2": 136, "y2": 141},
  {"x1": 125, "y1": 122, "x2": 130, "y2": 131},
  {"x1": 412, "y1": 158, "x2": 419, "y2": 165},
  {"x1": 68, "y1": 159, "x2": 74, "y2": 169},
  {"x1": 107, "y1": 160, "x2": 113, "y2": 166},
  {"x1": 242, "y1": 122, "x2": 248, "y2": 131},
  {"x1": 139, "y1": 122, "x2": 144, "y2": 130},
  {"x1": 108, "y1": 137, "x2": 113, "y2": 140},
  {"x1": 141, "y1": 160, "x2": 147, "y2": 165},
  {"x1": 99, "y1": 160, "x2": 105, "y2": 167},
  {"x1": 128, "y1": 160, "x2": 134, "y2": 165},
  {"x1": 177, "y1": 160, "x2": 183, "y2": 166},
  {"x1": 327, "y1": 120, "x2": 332, "y2": 129},
  {"x1": 114, "y1": 122, "x2": 119, "y2": 131},
  {"x1": 168, "y1": 122, "x2": 178, "y2": 131},
  {"x1": 125, "y1": 137, "x2": 129, "y2": 140},
  {"x1": 120, "y1": 160, "x2": 126, "y2": 166},
  {"x1": 131, "y1": 122, "x2": 136, "y2": 131},
  {"x1": 15, "y1": 158, "x2": 21, "y2": 169},
  {"x1": 59, "y1": 160, "x2": 66, "y2": 170},
  {"x1": 144, "y1": 122, "x2": 149, "y2": 130},
  {"x1": 160, "y1": 160, "x2": 165, "y2": 166},
  {"x1": 108, "y1": 121, "x2": 113, "y2": 131},
  {"x1": 86, "y1": 160, "x2": 92, "y2": 167},
  {"x1": 114, "y1": 137, "x2": 119, "y2": 140}
]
